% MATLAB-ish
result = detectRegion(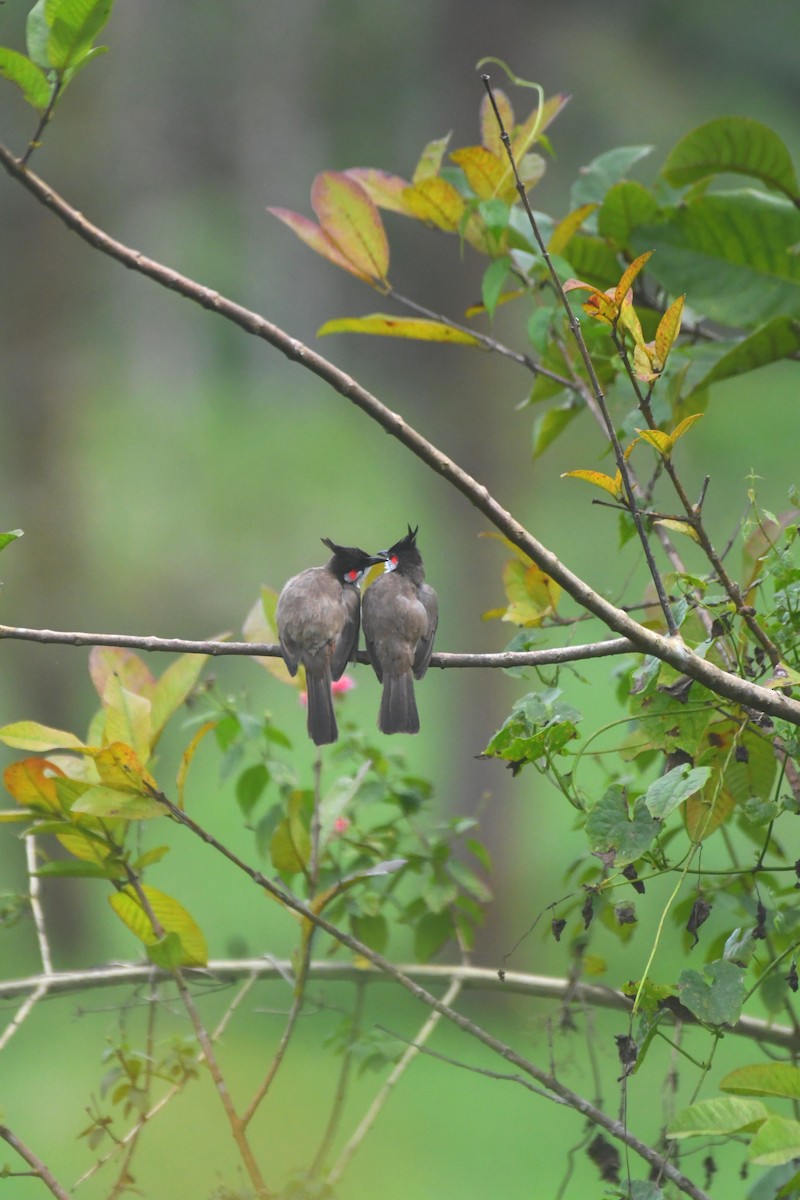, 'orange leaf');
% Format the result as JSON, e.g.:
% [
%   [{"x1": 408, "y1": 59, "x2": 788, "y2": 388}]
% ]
[
  {"x1": 402, "y1": 177, "x2": 465, "y2": 231},
  {"x1": 614, "y1": 251, "x2": 653, "y2": 309},
  {"x1": 4, "y1": 758, "x2": 63, "y2": 812},
  {"x1": 655, "y1": 294, "x2": 686, "y2": 365},
  {"x1": 311, "y1": 171, "x2": 390, "y2": 284}
]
